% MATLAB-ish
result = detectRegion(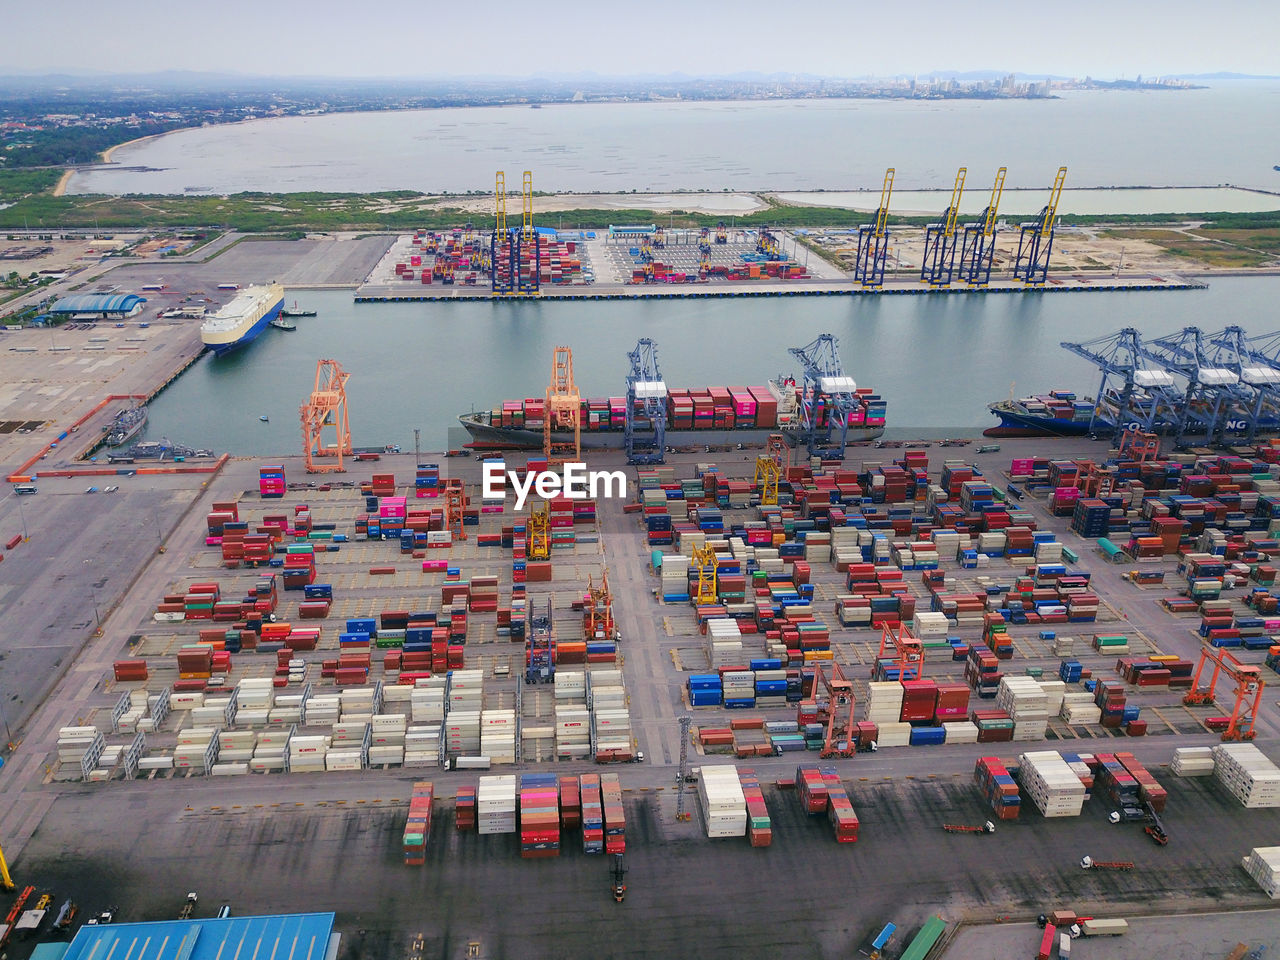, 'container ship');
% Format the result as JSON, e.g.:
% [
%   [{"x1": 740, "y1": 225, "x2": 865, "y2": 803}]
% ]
[
  {"x1": 460, "y1": 380, "x2": 886, "y2": 450},
  {"x1": 104, "y1": 406, "x2": 147, "y2": 447},
  {"x1": 200, "y1": 282, "x2": 285, "y2": 356},
  {"x1": 986, "y1": 390, "x2": 1280, "y2": 438}
]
